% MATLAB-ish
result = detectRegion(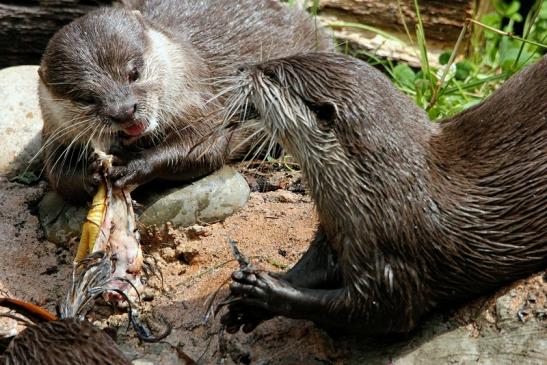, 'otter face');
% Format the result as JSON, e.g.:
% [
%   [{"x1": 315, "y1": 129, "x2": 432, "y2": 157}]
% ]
[{"x1": 38, "y1": 9, "x2": 168, "y2": 147}]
